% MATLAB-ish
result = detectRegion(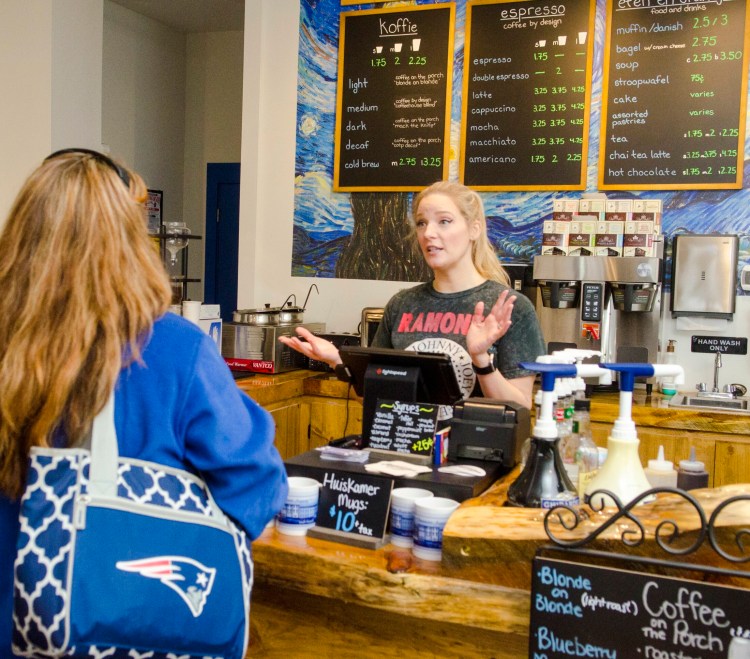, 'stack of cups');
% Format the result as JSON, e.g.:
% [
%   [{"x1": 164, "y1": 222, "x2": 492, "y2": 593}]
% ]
[
  {"x1": 182, "y1": 300, "x2": 202, "y2": 325},
  {"x1": 389, "y1": 488, "x2": 434, "y2": 548},
  {"x1": 276, "y1": 476, "x2": 321, "y2": 536},
  {"x1": 412, "y1": 497, "x2": 460, "y2": 561}
]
